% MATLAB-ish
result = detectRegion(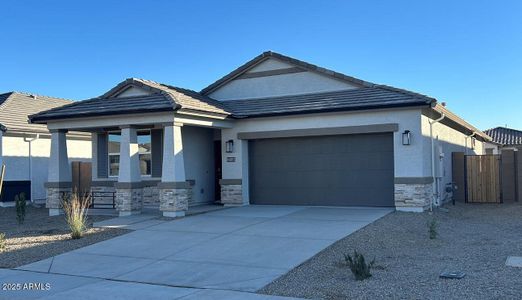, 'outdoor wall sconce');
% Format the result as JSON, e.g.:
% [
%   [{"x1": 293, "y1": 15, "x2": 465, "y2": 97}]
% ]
[
  {"x1": 225, "y1": 139, "x2": 234, "y2": 153},
  {"x1": 471, "y1": 137, "x2": 476, "y2": 150},
  {"x1": 402, "y1": 130, "x2": 411, "y2": 145}
]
